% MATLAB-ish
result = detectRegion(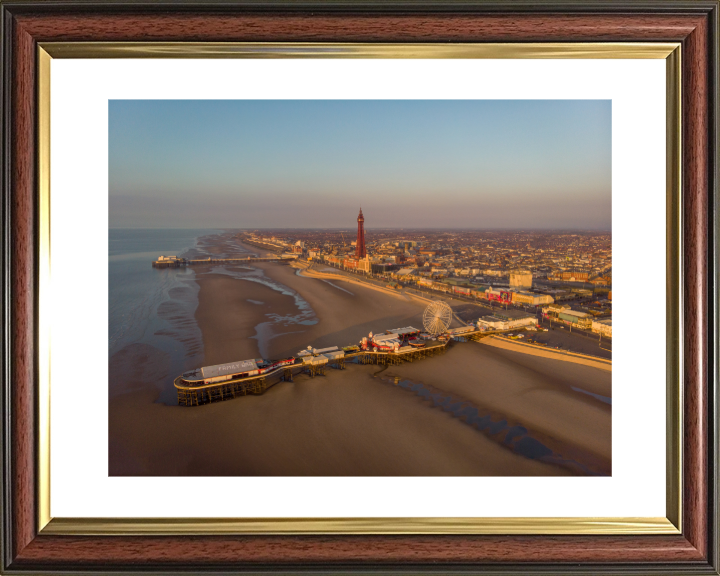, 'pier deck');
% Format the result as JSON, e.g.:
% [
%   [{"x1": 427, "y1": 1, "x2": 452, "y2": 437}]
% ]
[
  {"x1": 153, "y1": 256, "x2": 293, "y2": 268},
  {"x1": 175, "y1": 340, "x2": 452, "y2": 406},
  {"x1": 173, "y1": 328, "x2": 535, "y2": 407}
]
